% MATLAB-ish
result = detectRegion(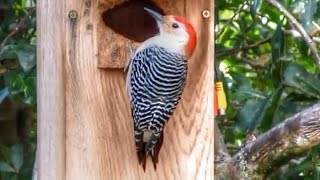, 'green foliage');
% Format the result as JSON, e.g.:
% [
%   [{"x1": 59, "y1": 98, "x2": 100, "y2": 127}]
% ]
[
  {"x1": 4, "y1": 69, "x2": 36, "y2": 105},
  {"x1": 0, "y1": 143, "x2": 36, "y2": 180},
  {"x1": 249, "y1": 0, "x2": 261, "y2": 20},
  {"x1": 295, "y1": 0, "x2": 318, "y2": 31},
  {"x1": 0, "y1": 0, "x2": 36, "y2": 105},
  {"x1": 0, "y1": 0, "x2": 36, "y2": 180},
  {"x1": 1, "y1": 43, "x2": 36, "y2": 72},
  {"x1": 284, "y1": 63, "x2": 320, "y2": 98},
  {"x1": 271, "y1": 19, "x2": 285, "y2": 62},
  {"x1": 216, "y1": 0, "x2": 320, "y2": 178}
]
